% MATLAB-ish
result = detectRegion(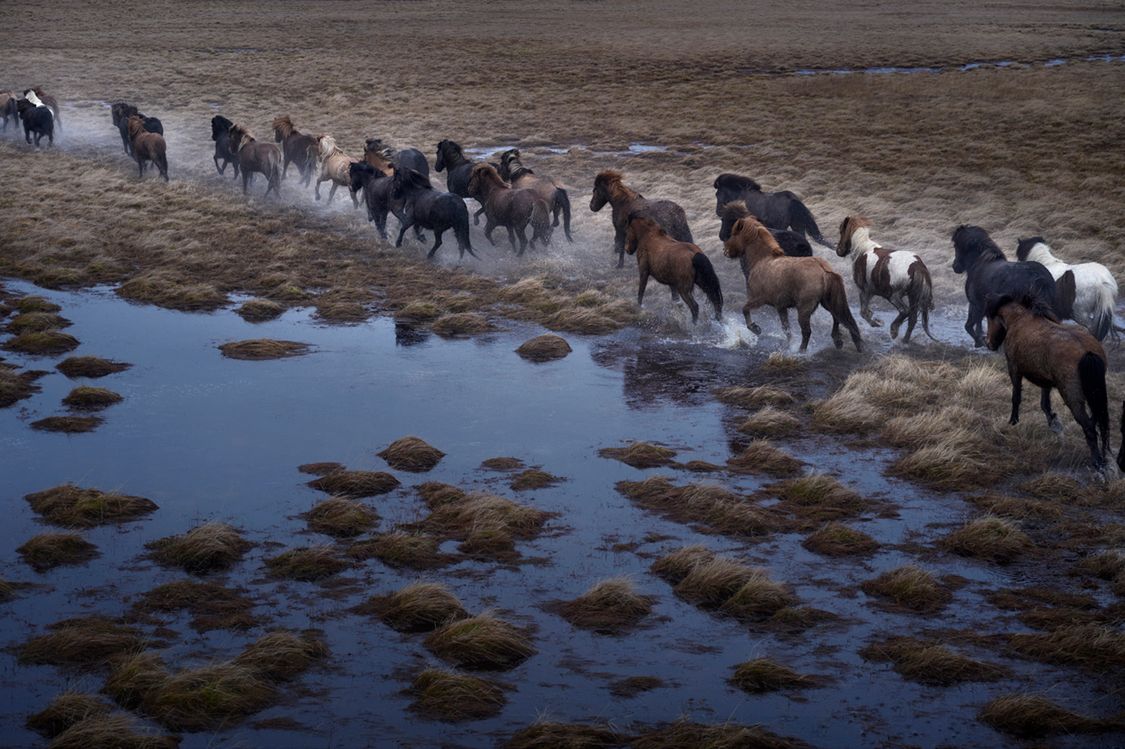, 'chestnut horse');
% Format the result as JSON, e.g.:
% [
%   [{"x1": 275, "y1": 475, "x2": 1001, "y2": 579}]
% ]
[
  {"x1": 229, "y1": 124, "x2": 281, "y2": 197},
  {"x1": 272, "y1": 115, "x2": 316, "y2": 186},
  {"x1": 724, "y1": 215, "x2": 862, "y2": 352},
  {"x1": 498, "y1": 149, "x2": 572, "y2": 241},
  {"x1": 987, "y1": 294, "x2": 1109, "y2": 470},
  {"x1": 625, "y1": 215, "x2": 722, "y2": 324},
  {"x1": 590, "y1": 170, "x2": 693, "y2": 268},
  {"x1": 113, "y1": 103, "x2": 161, "y2": 155},
  {"x1": 127, "y1": 115, "x2": 167, "y2": 181},
  {"x1": 466, "y1": 164, "x2": 552, "y2": 255},
  {"x1": 311, "y1": 135, "x2": 359, "y2": 205}
]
